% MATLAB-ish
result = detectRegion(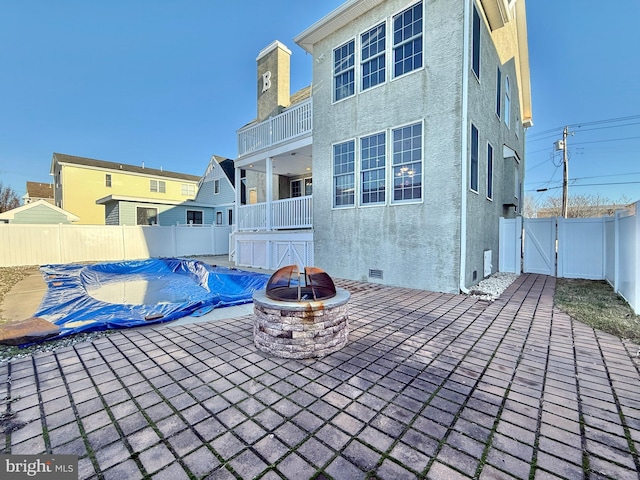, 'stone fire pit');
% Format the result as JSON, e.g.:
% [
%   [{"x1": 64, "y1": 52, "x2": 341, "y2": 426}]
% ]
[{"x1": 252, "y1": 266, "x2": 350, "y2": 359}]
